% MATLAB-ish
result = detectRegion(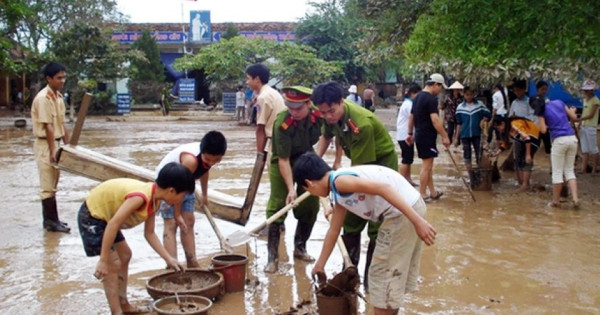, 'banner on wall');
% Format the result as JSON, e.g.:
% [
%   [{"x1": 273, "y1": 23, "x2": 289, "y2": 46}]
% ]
[{"x1": 189, "y1": 10, "x2": 211, "y2": 43}]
